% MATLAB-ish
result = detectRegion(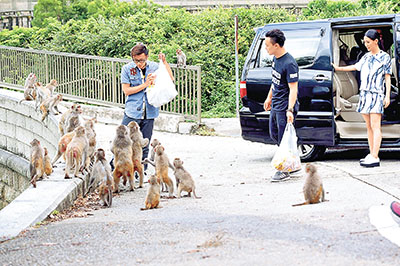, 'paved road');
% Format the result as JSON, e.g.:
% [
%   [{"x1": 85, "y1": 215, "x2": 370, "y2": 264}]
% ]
[{"x1": 1, "y1": 122, "x2": 400, "y2": 265}]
